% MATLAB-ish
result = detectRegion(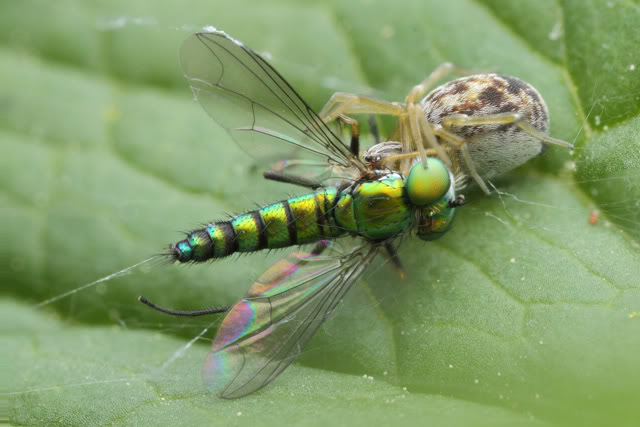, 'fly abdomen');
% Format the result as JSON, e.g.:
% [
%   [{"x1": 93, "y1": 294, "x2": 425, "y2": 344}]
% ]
[
  {"x1": 171, "y1": 188, "x2": 344, "y2": 263},
  {"x1": 171, "y1": 222, "x2": 236, "y2": 262}
]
